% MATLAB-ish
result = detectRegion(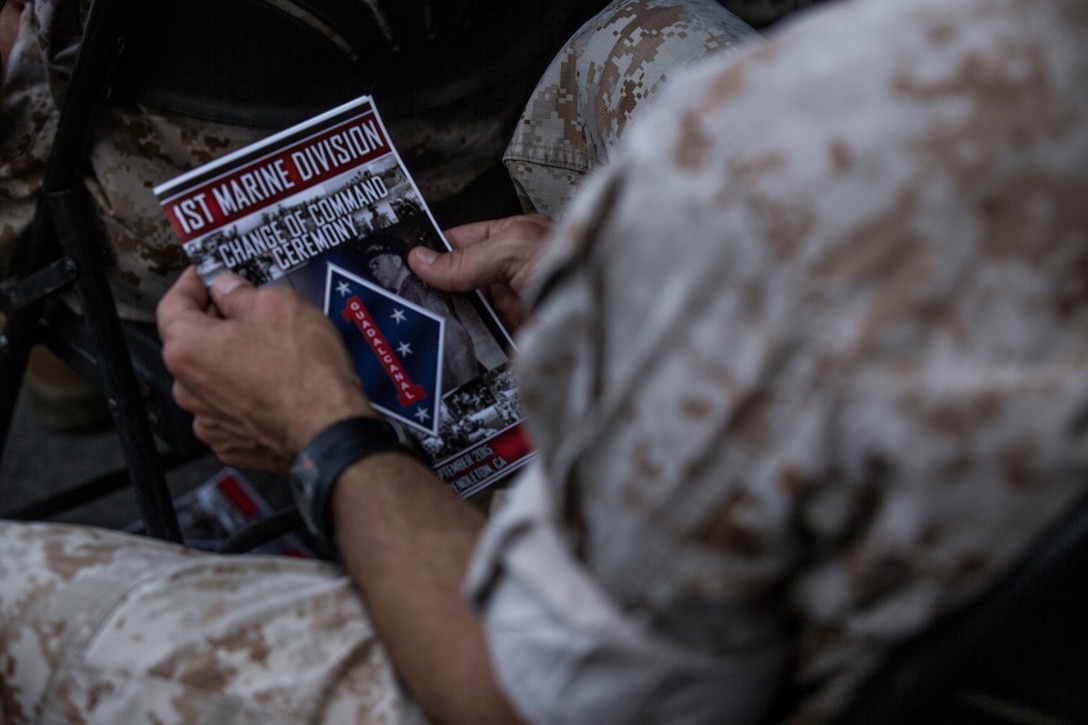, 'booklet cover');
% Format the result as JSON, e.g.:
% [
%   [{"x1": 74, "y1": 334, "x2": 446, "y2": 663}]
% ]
[{"x1": 153, "y1": 96, "x2": 533, "y2": 498}]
